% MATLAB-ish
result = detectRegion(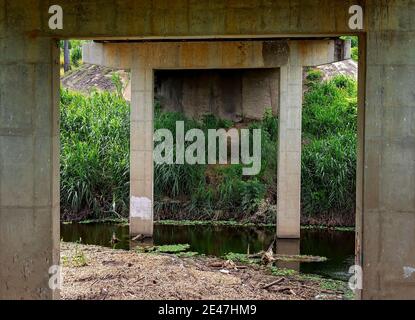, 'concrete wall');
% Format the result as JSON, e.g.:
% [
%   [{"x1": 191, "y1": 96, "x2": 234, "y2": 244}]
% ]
[
  {"x1": 1, "y1": 0, "x2": 414, "y2": 300},
  {"x1": 155, "y1": 69, "x2": 279, "y2": 120}
]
